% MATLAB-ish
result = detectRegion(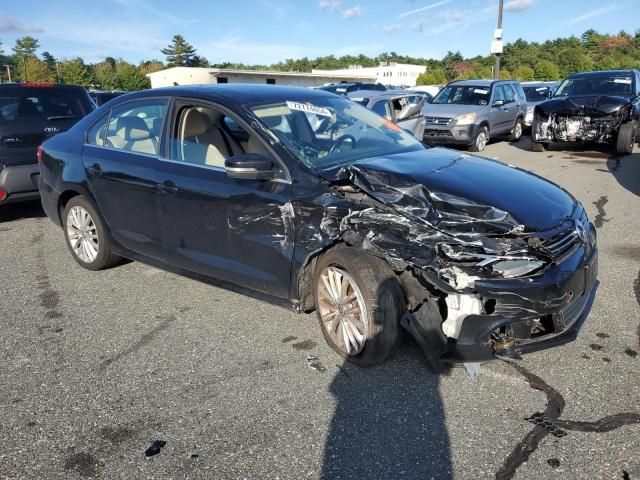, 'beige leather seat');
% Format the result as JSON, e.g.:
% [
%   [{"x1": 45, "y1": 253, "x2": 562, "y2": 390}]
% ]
[
  {"x1": 107, "y1": 116, "x2": 158, "y2": 155},
  {"x1": 180, "y1": 109, "x2": 244, "y2": 168}
]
